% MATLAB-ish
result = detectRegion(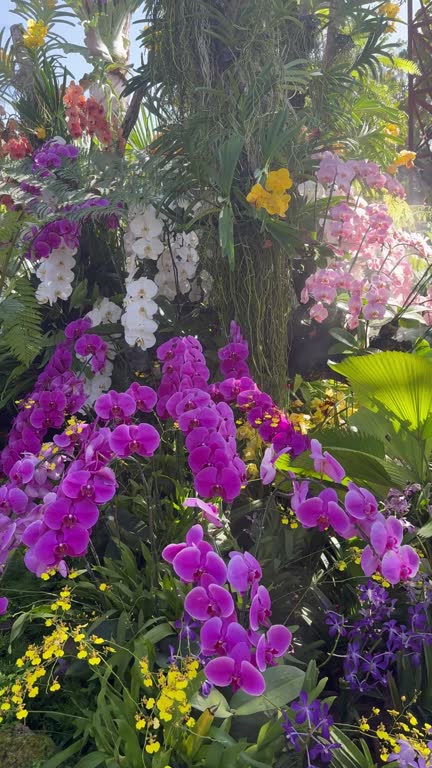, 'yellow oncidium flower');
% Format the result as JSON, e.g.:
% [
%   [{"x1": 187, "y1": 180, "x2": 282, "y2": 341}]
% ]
[
  {"x1": 388, "y1": 150, "x2": 416, "y2": 175},
  {"x1": 23, "y1": 20, "x2": 49, "y2": 49},
  {"x1": 35, "y1": 127, "x2": 47, "y2": 139},
  {"x1": 384, "y1": 123, "x2": 400, "y2": 137},
  {"x1": 378, "y1": 2, "x2": 400, "y2": 20},
  {"x1": 246, "y1": 168, "x2": 293, "y2": 217}
]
